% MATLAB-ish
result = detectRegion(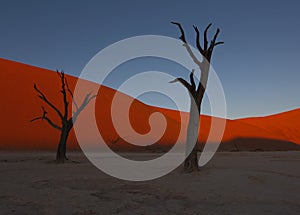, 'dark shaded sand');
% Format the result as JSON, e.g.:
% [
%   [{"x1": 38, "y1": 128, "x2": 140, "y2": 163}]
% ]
[{"x1": 1, "y1": 151, "x2": 300, "y2": 214}]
